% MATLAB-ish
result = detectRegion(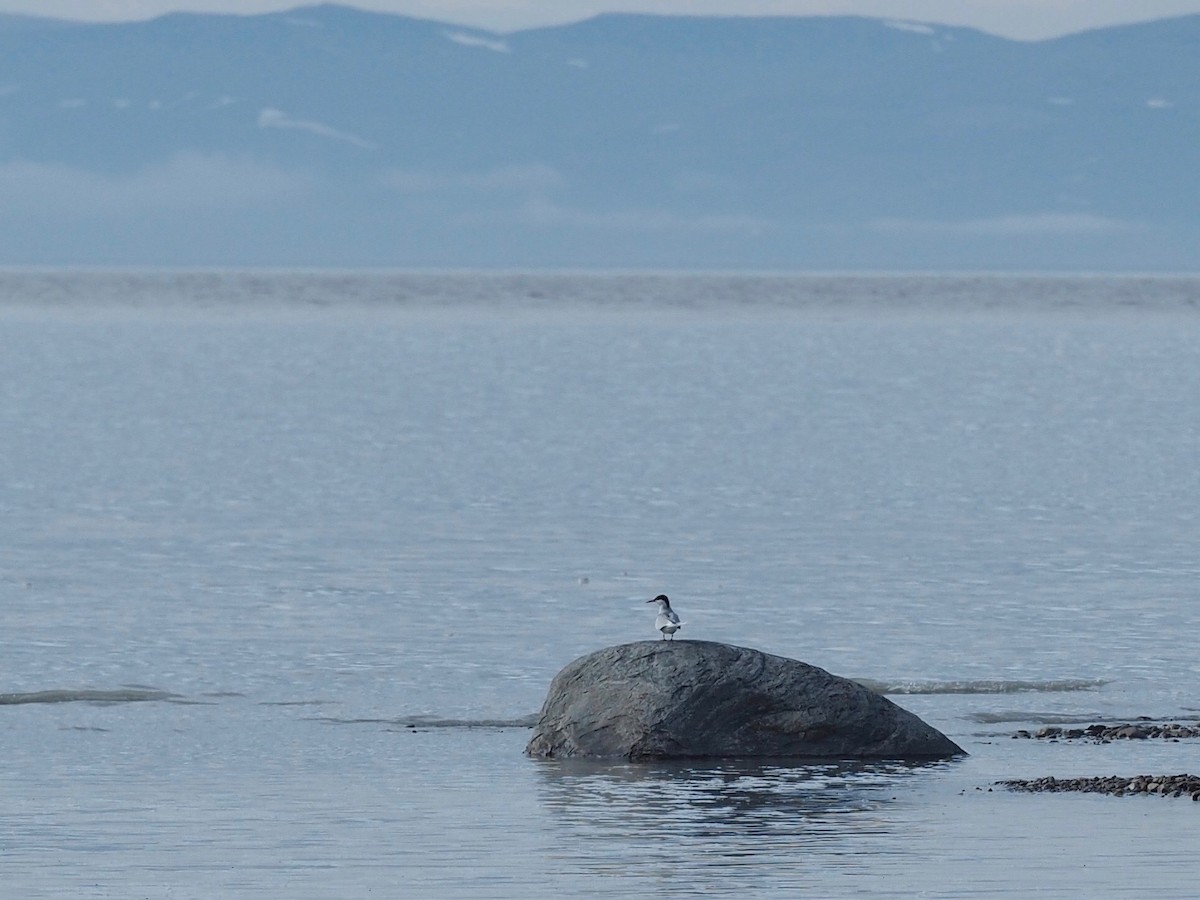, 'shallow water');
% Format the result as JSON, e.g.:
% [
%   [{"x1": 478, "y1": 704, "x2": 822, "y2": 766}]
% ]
[{"x1": 2, "y1": 271, "x2": 1200, "y2": 896}]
